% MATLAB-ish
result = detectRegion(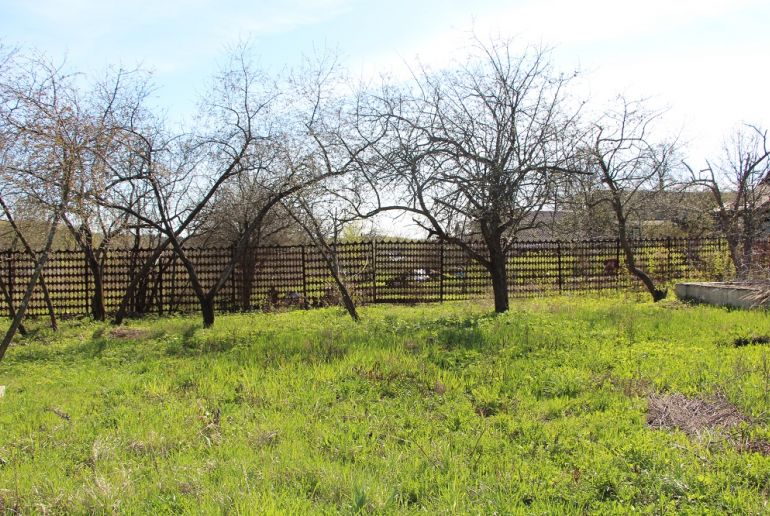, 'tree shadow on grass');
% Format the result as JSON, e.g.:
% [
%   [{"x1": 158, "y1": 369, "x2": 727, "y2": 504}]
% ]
[
  {"x1": 163, "y1": 323, "x2": 237, "y2": 356},
  {"x1": 4, "y1": 309, "x2": 501, "y2": 368},
  {"x1": 68, "y1": 325, "x2": 162, "y2": 361},
  {"x1": 435, "y1": 326, "x2": 488, "y2": 352},
  {"x1": 8, "y1": 323, "x2": 199, "y2": 365}
]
